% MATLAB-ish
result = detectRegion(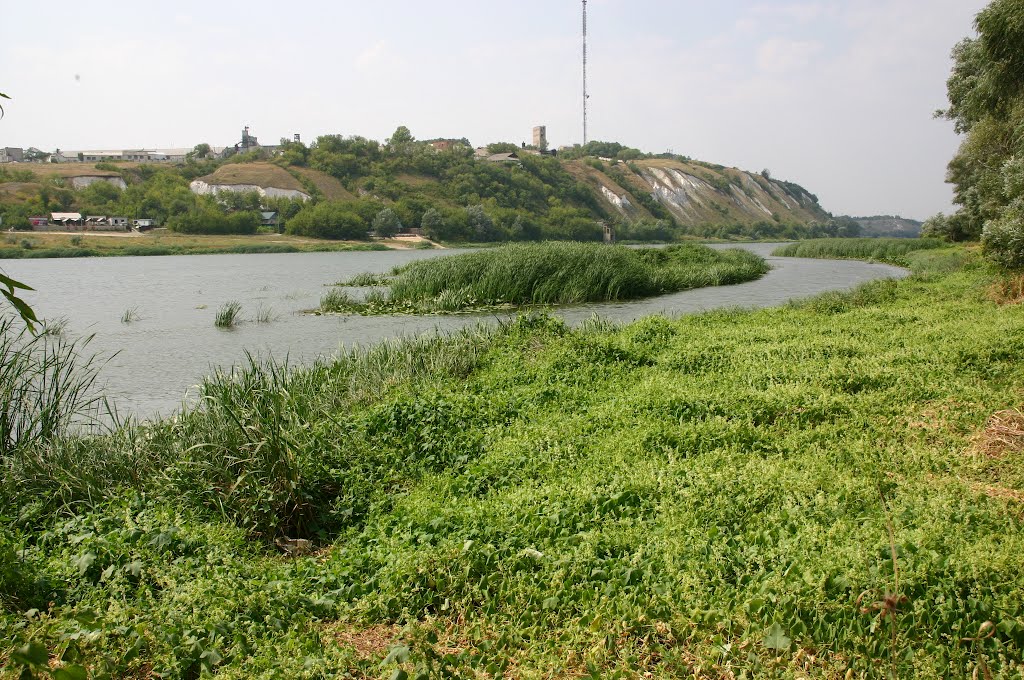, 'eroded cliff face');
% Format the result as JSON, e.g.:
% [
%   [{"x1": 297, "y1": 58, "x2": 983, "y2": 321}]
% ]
[
  {"x1": 576, "y1": 159, "x2": 828, "y2": 227},
  {"x1": 189, "y1": 180, "x2": 310, "y2": 201}
]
